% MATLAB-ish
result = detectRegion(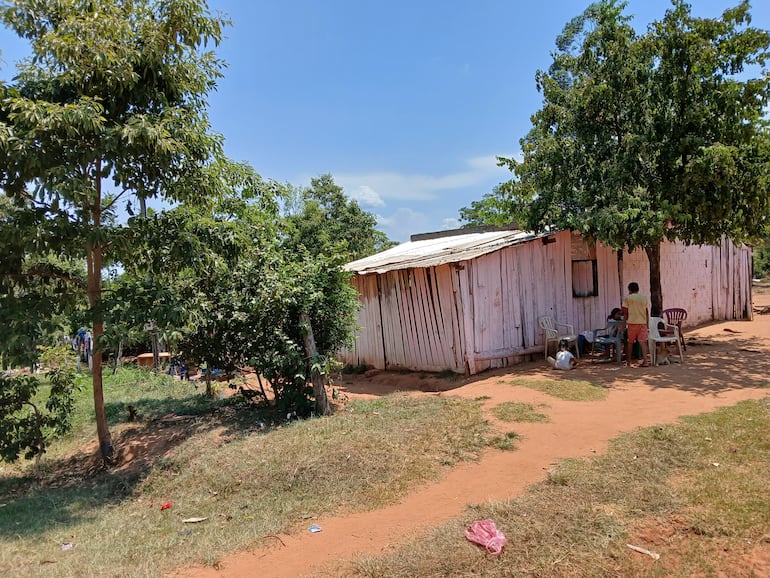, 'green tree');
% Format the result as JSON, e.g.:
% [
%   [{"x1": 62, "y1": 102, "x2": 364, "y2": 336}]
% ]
[
  {"x1": 487, "y1": 0, "x2": 770, "y2": 313},
  {"x1": 0, "y1": 368, "x2": 79, "y2": 479},
  {"x1": 283, "y1": 174, "x2": 395, "y2": 261},
  {"x1": 753, "y1": 239, "x2": 770, "y2": 278},
  {"x1": 0, "y1": 0, "x2": 227, "y2": 463},
  {"x1": 458, "y1": 181, "x2": 529, "y2": 228},
  {"x1": 0, "y1": 194, "x2": 85, "y2": 369},
  {"x1": 127, "y1": 166, "x2": 360, "y2": 416}
]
